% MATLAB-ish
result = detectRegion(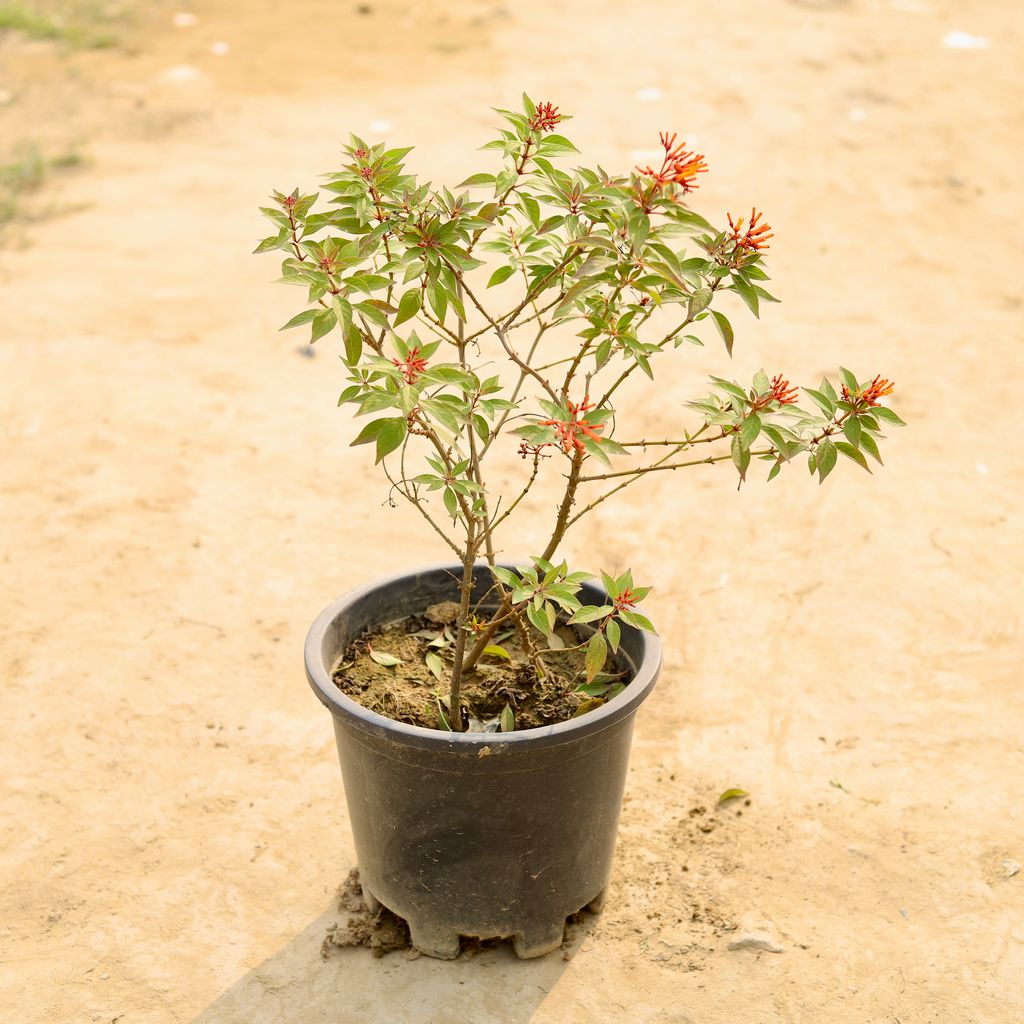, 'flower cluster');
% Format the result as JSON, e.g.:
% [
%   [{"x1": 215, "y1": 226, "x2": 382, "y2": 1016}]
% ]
[
  {"x1": 728, "y1": 208, "x2": 773, "y2": 252},
  {"x1": 767, "y1": 374, "x2": 798, "y2": 406},
  {"x1": 392, "y1": 346, "x2": 429, "y2": 384},
  {"x1": 529, "y1": 102, "x2": 562, "y2": 134},
  {"x1": 540, "y1": 396, "x2": 605, "y2": 454},
  {"x1": 842, "y1": 375, "x2": 895, "y2": 407},
  {"x1": 637, "y1": 132, "x2": 709, "y2": 194}
]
